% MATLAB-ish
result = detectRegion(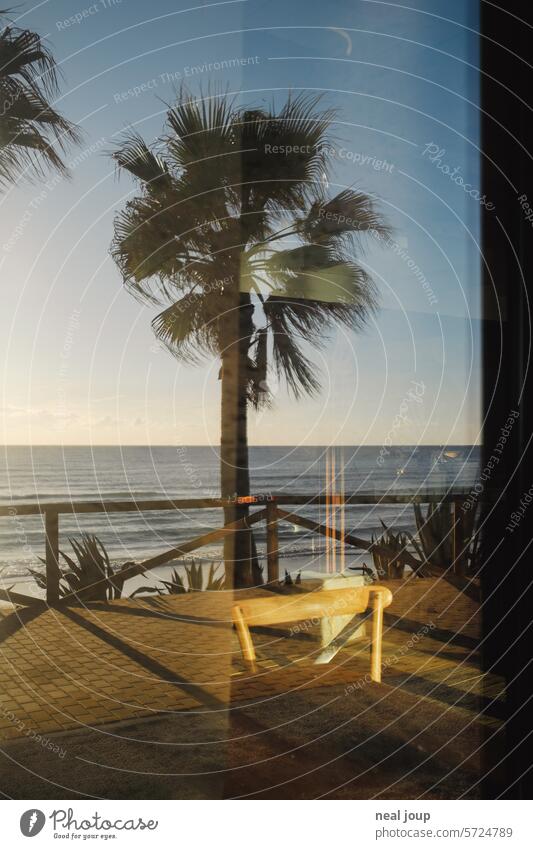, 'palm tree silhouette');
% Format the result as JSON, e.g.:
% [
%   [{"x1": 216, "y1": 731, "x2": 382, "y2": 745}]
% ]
[
  {"x1": 111, "y1": 90, "x2": 390, "y2": 586},
  {"x1": 0, "y1": 13, "x2": 79, "y2": 186}
]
